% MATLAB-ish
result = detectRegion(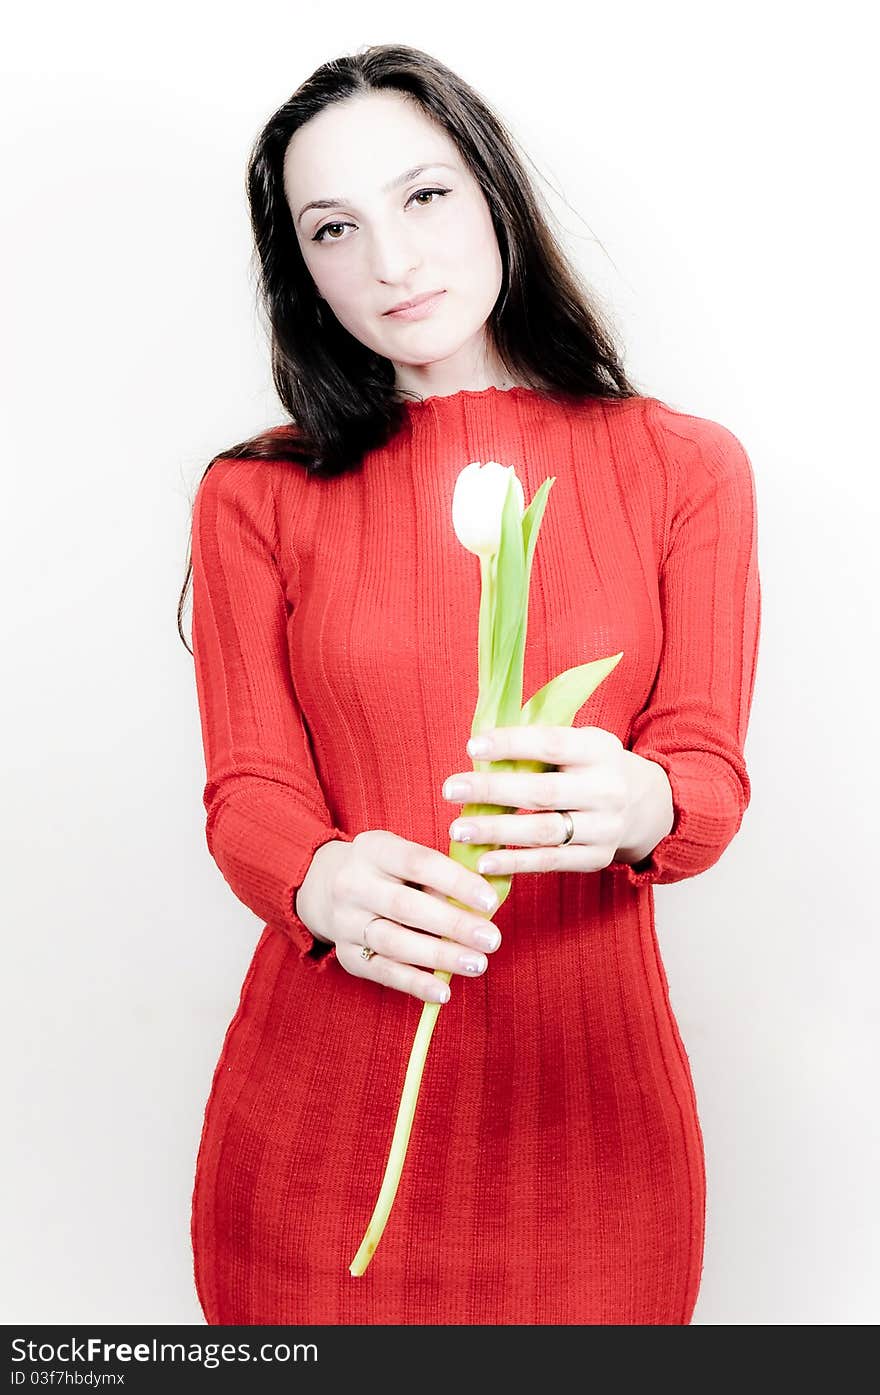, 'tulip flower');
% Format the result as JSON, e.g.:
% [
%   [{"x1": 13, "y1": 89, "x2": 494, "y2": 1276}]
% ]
[{"x1": 348, "y1": 460, "x2": 623, "y2": 1276}]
